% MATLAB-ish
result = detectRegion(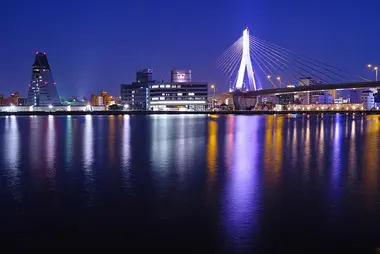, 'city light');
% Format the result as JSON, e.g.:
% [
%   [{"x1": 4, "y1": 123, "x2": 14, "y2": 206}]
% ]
[
  {"x1": 367, "y1": 64, "x2": 378, "y2": 81},
  {"x1": 210, "y1": 84, "x2": 216, "y2": 95},
  {"x1": 48, "y1": 104, "x2": 53, "y2": 109}
]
